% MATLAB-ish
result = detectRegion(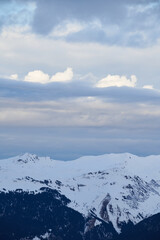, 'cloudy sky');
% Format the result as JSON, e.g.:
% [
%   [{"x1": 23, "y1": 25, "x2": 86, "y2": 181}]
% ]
[{"x1": 1, "y1": 0, "x2": 160, "y2": 160}]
